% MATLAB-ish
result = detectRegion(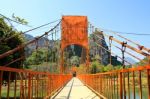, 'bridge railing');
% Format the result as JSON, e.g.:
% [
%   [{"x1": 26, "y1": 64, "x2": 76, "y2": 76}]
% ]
[
  {"x1": 78, "y1": 65, "x2": 150, "y2": 99},
  {"x1": 0, "y1": 66, "x2": 72, "y2": 99}
]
